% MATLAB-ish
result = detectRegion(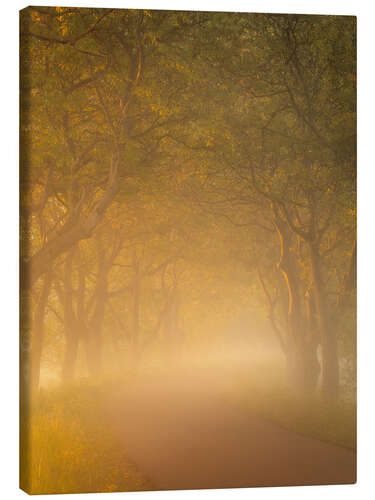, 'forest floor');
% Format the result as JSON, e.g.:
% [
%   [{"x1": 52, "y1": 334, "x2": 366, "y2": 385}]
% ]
[{"x1": 105, "y1": 362, "x2": 356, "y2": 491}]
